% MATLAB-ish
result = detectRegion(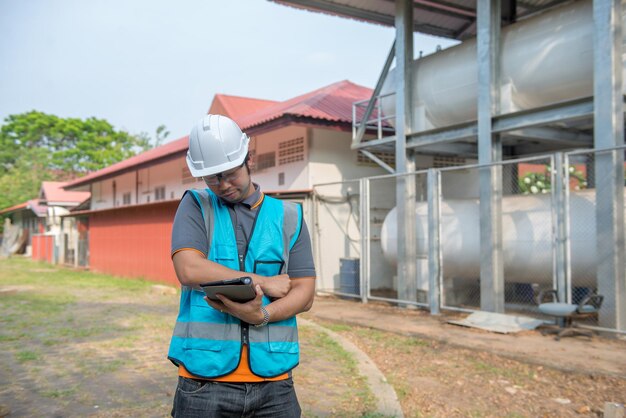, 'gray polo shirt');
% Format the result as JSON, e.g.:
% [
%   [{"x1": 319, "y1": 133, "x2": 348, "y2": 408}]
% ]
[{"x1": 171, "y1": 184, "x2": 316, "y2": 278}]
